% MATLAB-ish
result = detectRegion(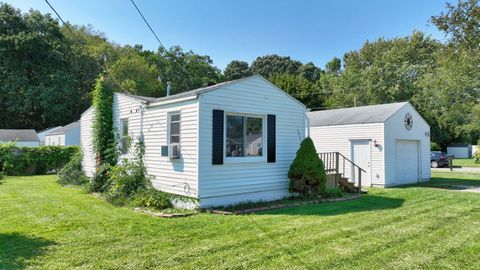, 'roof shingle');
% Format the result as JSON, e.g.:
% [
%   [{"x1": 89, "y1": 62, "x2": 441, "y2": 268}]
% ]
[{"x1": 308, "y1": 102, "x2": 408, "y2": 127}]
